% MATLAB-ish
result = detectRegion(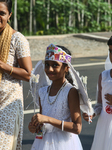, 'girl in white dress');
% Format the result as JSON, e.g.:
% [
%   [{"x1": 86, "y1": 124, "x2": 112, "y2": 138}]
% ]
[
  {"x1": 28, "y1": 44, "x2": 93, "y2": 150},
  {"x1": 83, "y1": 36, "x2": 112, "y2": 150}
]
